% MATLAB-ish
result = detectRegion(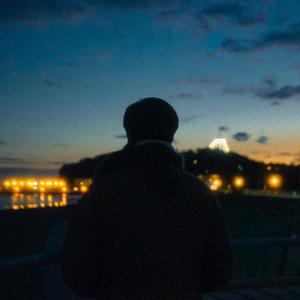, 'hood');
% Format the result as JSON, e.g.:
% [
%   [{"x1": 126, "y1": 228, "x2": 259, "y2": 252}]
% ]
[{"x1": 94, "y1": 143, "x2": 184, "y2": 180}]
